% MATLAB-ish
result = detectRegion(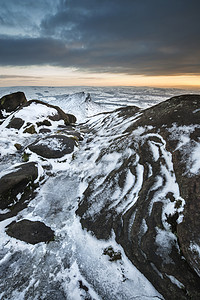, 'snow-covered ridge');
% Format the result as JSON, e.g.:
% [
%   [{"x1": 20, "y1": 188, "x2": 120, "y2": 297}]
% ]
[
  {"x1": 43, "y1": 92, "x2": 104, "y2": 123},
  {"x1": 1, "y1": 86, "x2": 199, "y2": 121},
  {"x1": 76, "y1": 94, "x2": 200, "y2": 299}
]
